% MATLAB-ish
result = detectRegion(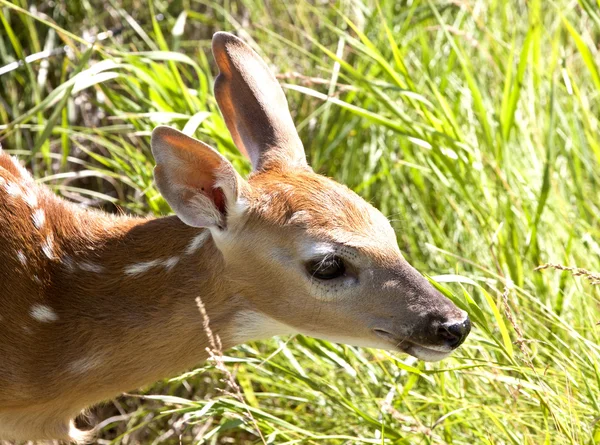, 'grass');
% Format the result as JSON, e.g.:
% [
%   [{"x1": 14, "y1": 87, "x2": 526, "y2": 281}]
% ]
[{"x1": 1, "y1": 0, "x2": 600, "y2": 443}]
